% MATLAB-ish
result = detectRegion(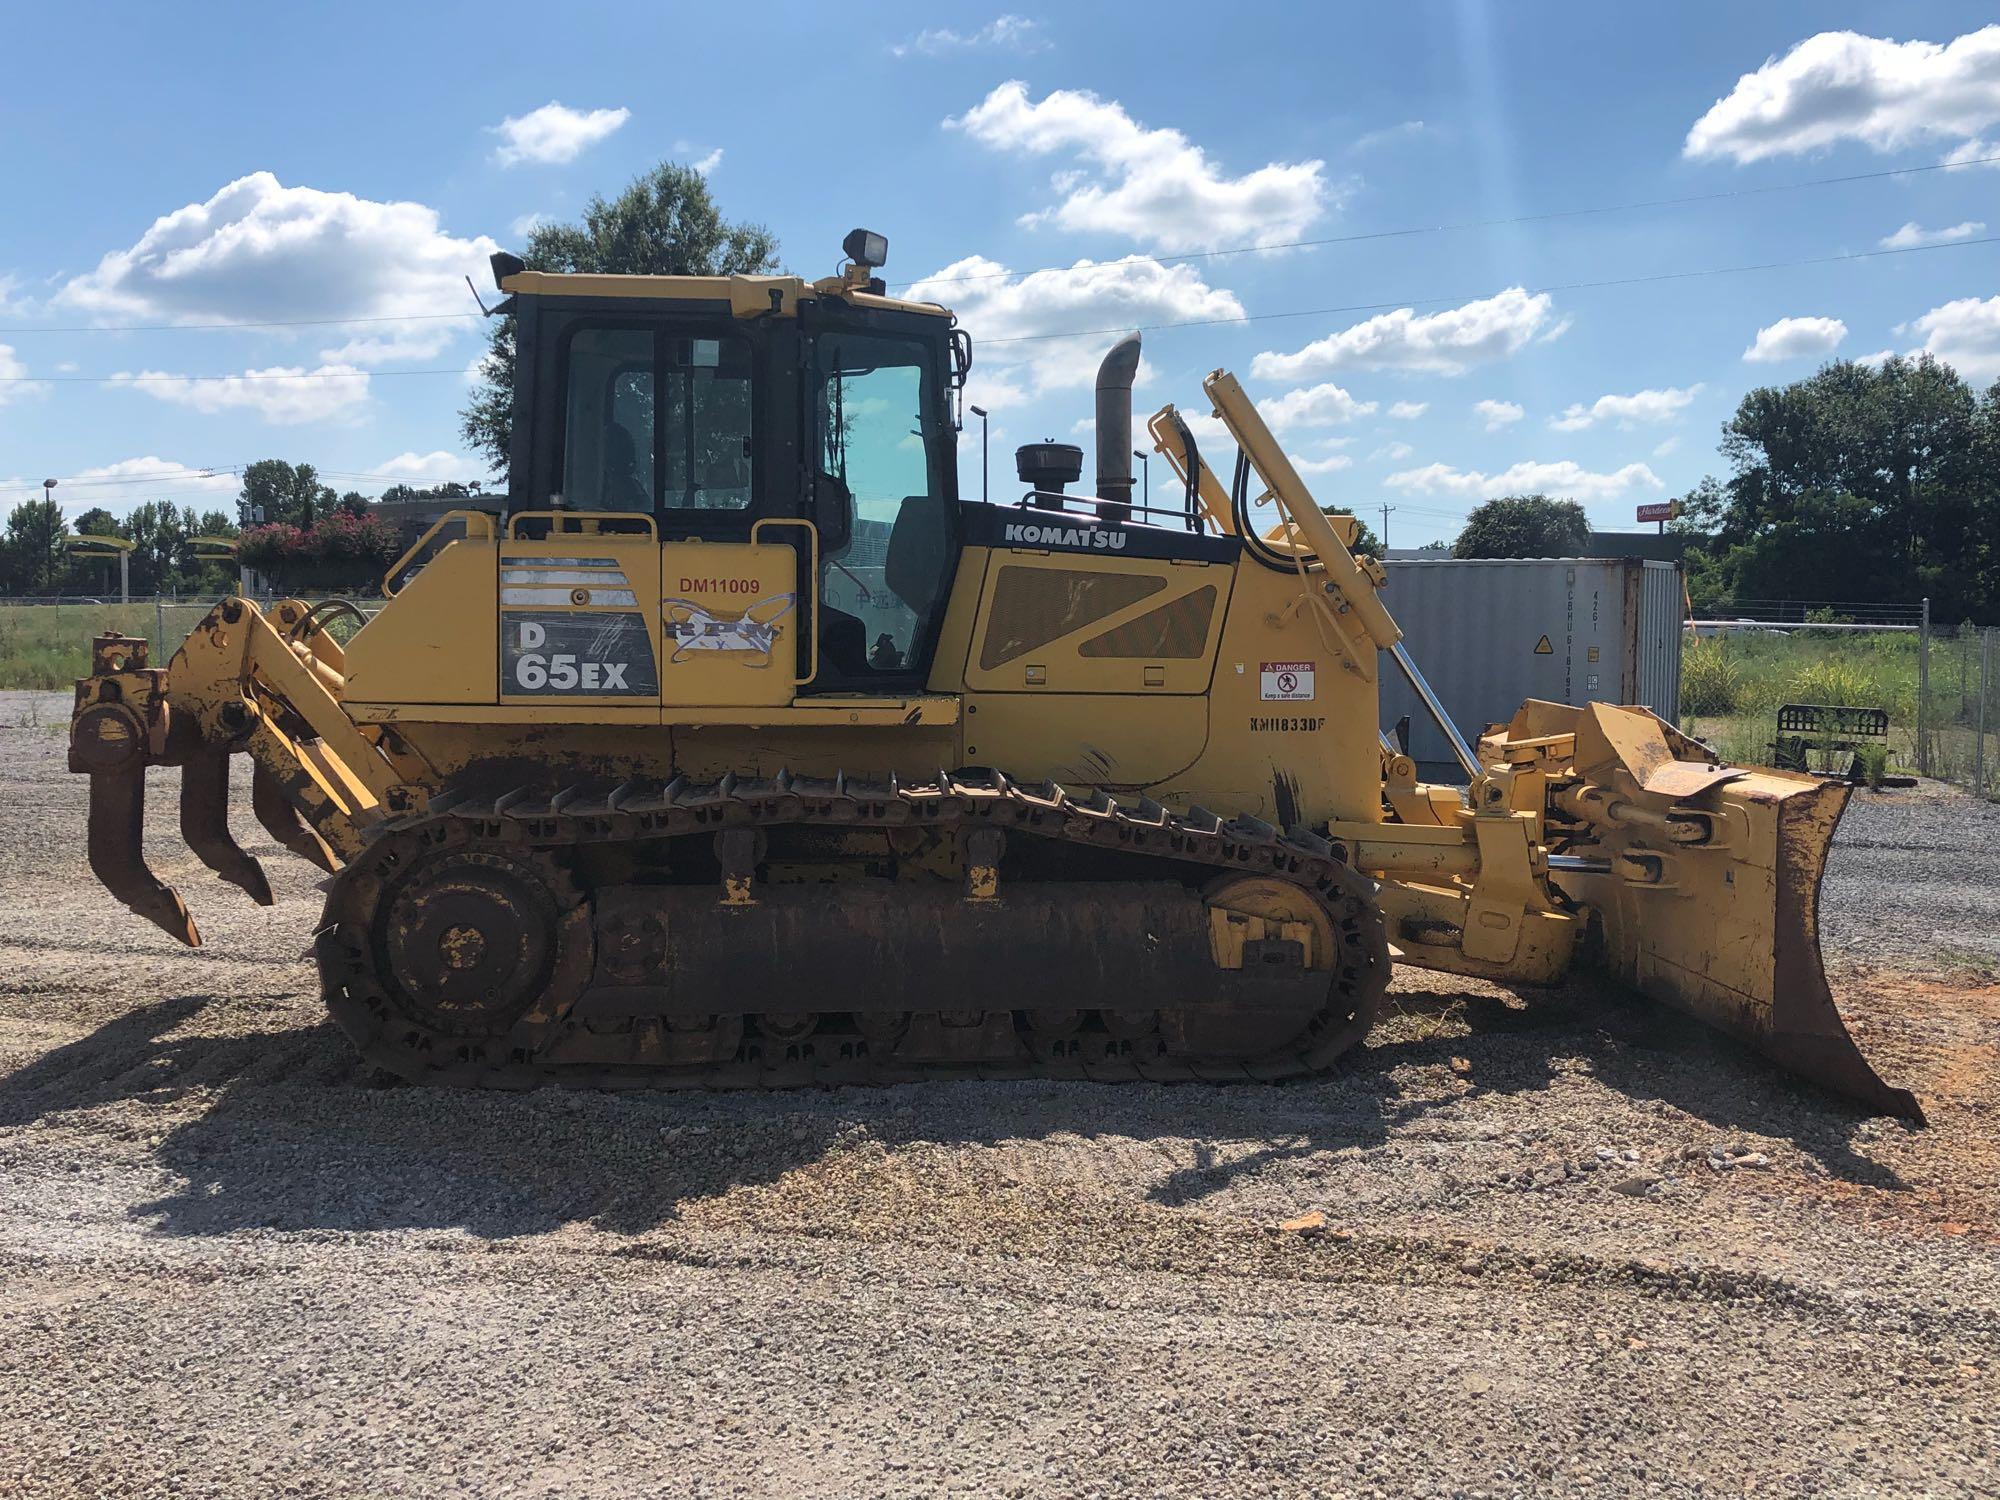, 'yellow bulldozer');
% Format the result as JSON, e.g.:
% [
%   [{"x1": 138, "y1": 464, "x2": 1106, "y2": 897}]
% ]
[{"x1": 66, "y1": 228, "x2": 1918, "y2": 1118}]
